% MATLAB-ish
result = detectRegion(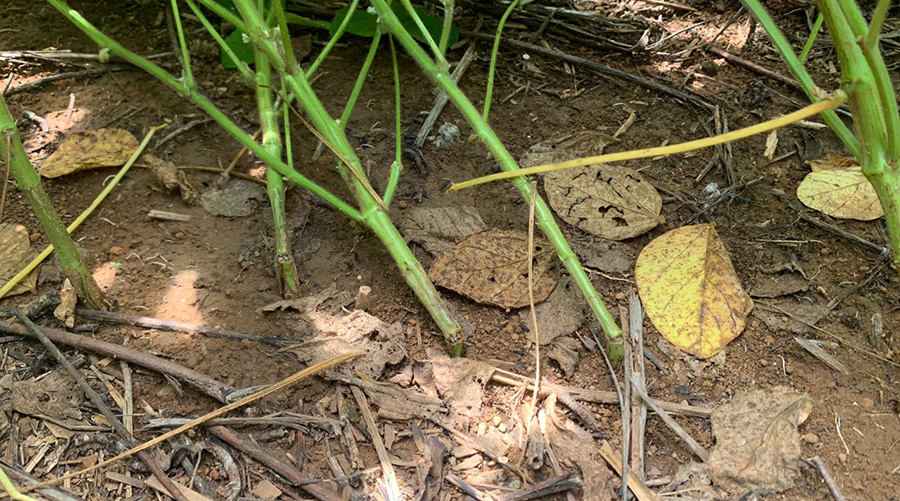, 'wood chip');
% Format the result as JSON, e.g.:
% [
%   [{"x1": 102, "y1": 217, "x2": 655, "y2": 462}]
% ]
[
  {"x1": 105, "y1": 471, "x2": 144, "y2": 489},
  {"x1": 144, "y1": 477, "x2": 212, "y2": 501},
  {"x1": 251, "y1": 479, "x2": 282, "y2": 500}
]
